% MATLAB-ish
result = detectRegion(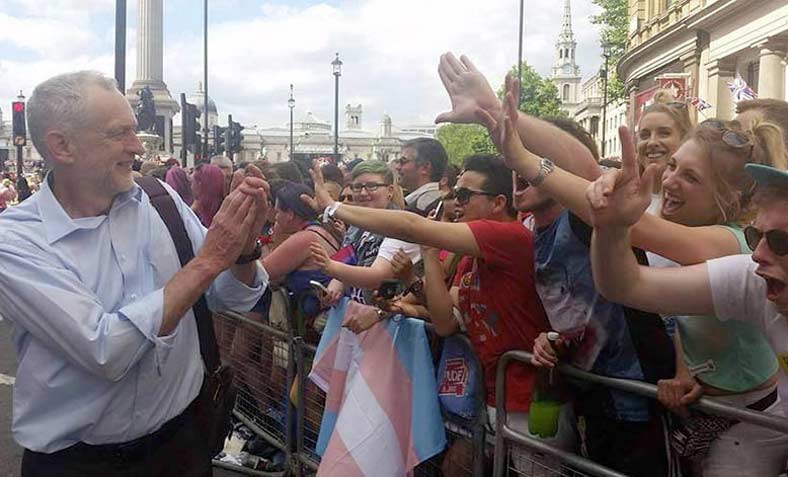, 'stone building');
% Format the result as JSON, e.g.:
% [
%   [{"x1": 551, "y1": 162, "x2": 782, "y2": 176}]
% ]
[{"x1": 620, "y1": 0, "x2": 788, "y2": 124}]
